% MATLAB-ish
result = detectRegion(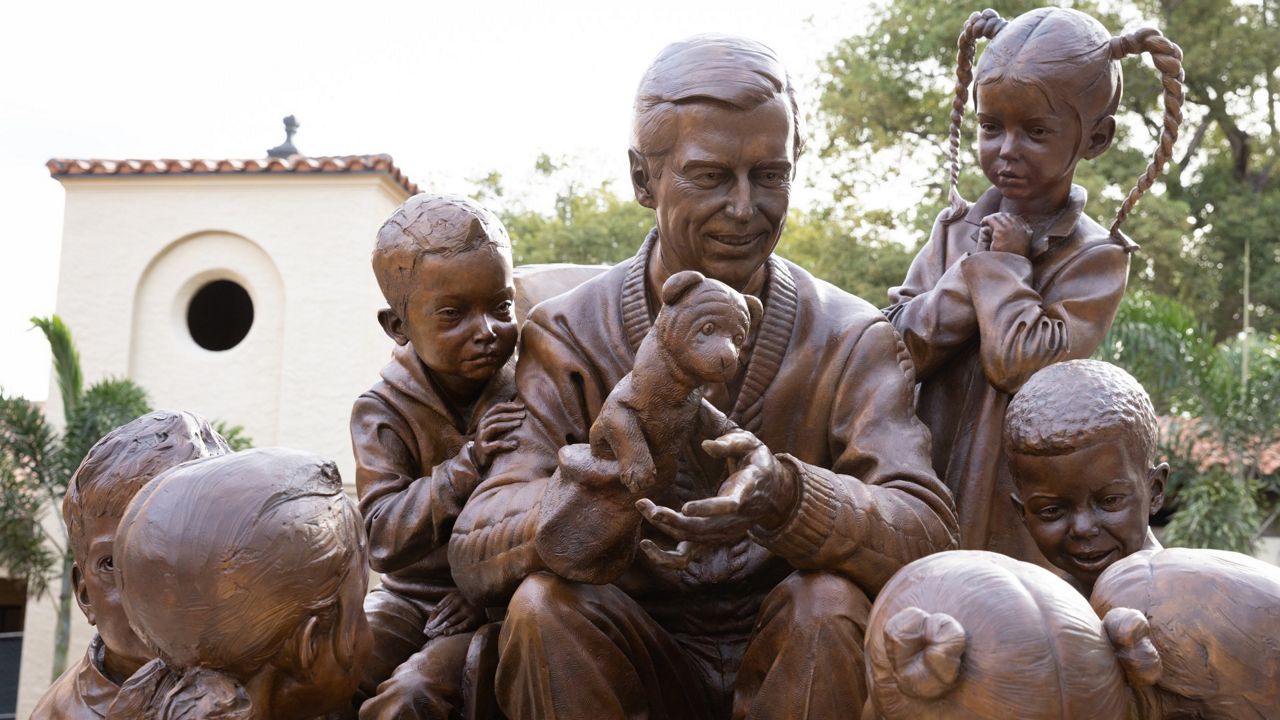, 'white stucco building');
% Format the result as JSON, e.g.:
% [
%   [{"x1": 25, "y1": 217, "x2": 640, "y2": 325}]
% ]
[{"x1": 14, "y1": 148, "x2": 418, "y2": 716}]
